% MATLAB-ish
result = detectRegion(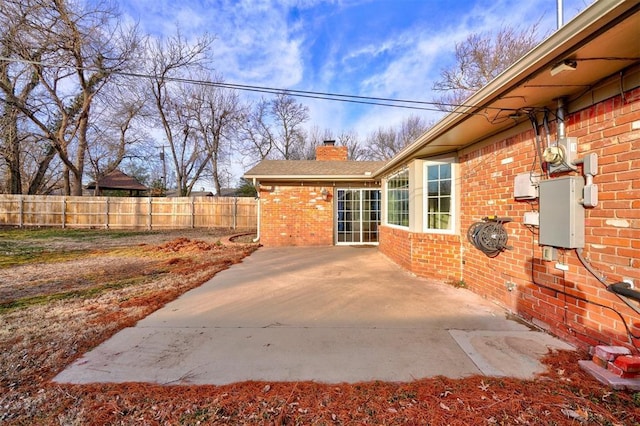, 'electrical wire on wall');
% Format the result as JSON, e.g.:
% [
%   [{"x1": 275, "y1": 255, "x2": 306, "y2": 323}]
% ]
[
  {"x1": 575, "y1": 248, "x2": 640, "y2": 316},
  {"x1": 528, "y1": 111, "x2": 549, "y2": 179},
  {"x1": 521, "y1": 95, "x2": 640, "y2": 350},
  {"x1": 528, "y1": 233, "x2": 640, "y2": 350}
]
